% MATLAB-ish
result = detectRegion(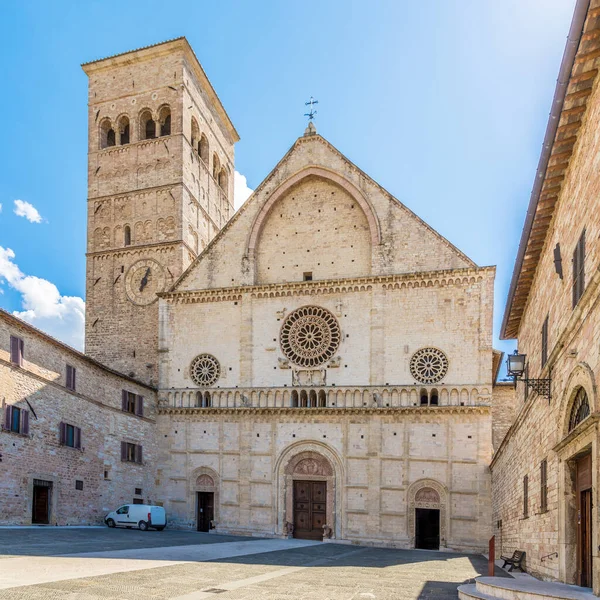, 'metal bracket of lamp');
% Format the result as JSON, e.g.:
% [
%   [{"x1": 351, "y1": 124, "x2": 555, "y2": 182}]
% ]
[{"x1": 506, "y1": 350, "x2": 551, "y2": 401}]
